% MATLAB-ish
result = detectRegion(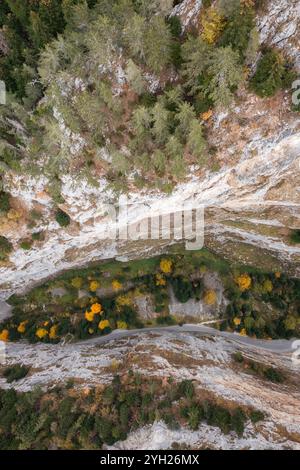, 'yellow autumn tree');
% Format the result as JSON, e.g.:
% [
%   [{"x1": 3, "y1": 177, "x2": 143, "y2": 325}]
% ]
[
  {"x1": 201, "y1": 109, "x2": 213, "y2": 121},
  {"x1": 160, "y1": 258, "x2": 172, "y2": 274},
  {"x1": 49, "y1": 325, "x2": 58, "y2": 339},
  {"x1": 36, "y1": 328, "x2": 48, "y2": 339},
  {"x1": 85, "y1": 310, "x2": 95, "y2": 322},
  {"x1": 239, "y1": 328, "x2": 247, "y2": 336},
  {"x1": 71, "y1": 277, "x2": 83, "y2": 289},
  {"x1": 98, "y1": 319, "x2": 110, "y2": 330},
  {"x1": 284, "y1": 316, "x2": 298, "y2": 331},
  {"x1": 17, "y1": 320, "x2": 28, "y2": 334},
  {"x1": 89, "y1": 280, "x2": 100, "y2": 292},
  {"x1": 156, "y1": 273, "x2": 166, "y2": 286},
  {"x1": 203, "y1": 289, "x2": 217, "y2": 305},
  {"x1": 116, "y1": 295, "x2": 132, "y2": 308},
  {"x1": 117, "y1": 320, "x2": 128, "y2": 329},
  {"x1": 201, "y1": 8, "x2": 225, "y2": 44},
  {"x1": 235, "y1": 273, "x2": 251, "y2": 291},
  {"x1": 0, "y1": 329, "x2": 9, "y2": 342},
  {"x1": 262, "y1": 279, "x2": 273, "y2": 293},
  {"x1": 112, "y1": 280, "x2": 122, "y2": 290},
  {"x1": 88, "y1": 328, "x2": 94, "y2": 335},
  {"x1": 90, "y1": 303, "x2": 102, "y2": 314},
  {"x1": 233, "y1": 317, "x2": 241, "y2": 326}
]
